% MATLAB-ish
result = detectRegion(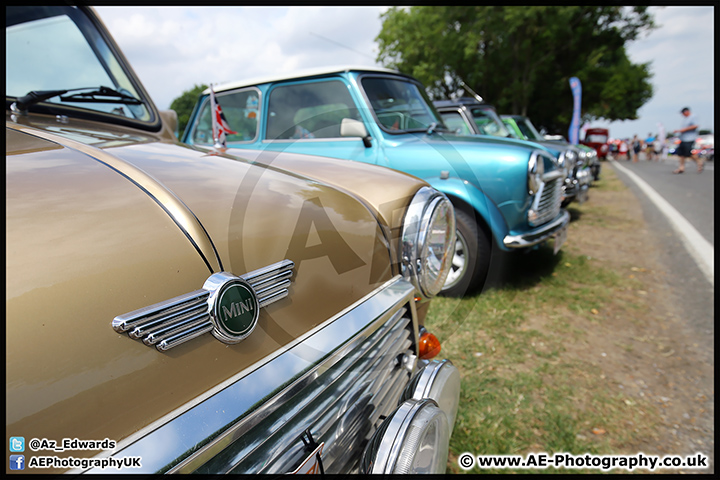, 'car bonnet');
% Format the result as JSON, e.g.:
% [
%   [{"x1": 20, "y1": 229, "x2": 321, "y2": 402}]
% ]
[{"x1": 6, "y1": 115, "x2": 399, "y2": 465}]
